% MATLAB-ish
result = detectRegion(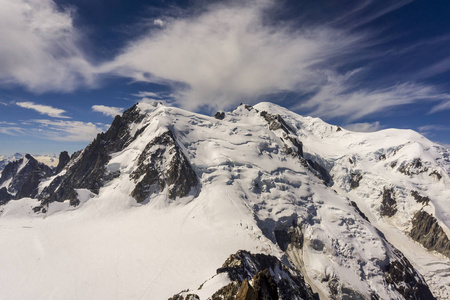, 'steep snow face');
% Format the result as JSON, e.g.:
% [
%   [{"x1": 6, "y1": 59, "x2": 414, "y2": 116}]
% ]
[{"x1": 0, "y1": 102, "x2": 448, "y2": 299}]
